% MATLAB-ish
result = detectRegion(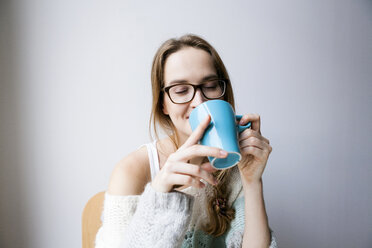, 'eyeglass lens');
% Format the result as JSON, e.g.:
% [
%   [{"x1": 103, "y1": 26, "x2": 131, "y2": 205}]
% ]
[{"x1": 168, "y1": 80, "x2": 225, "y2": 103}]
